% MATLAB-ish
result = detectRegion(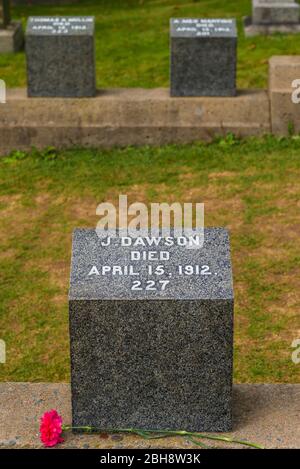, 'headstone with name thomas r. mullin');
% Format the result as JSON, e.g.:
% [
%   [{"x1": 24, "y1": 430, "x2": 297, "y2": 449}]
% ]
[{"x1": 26, "y1": 16, "x2": 96, "y2": 97}]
